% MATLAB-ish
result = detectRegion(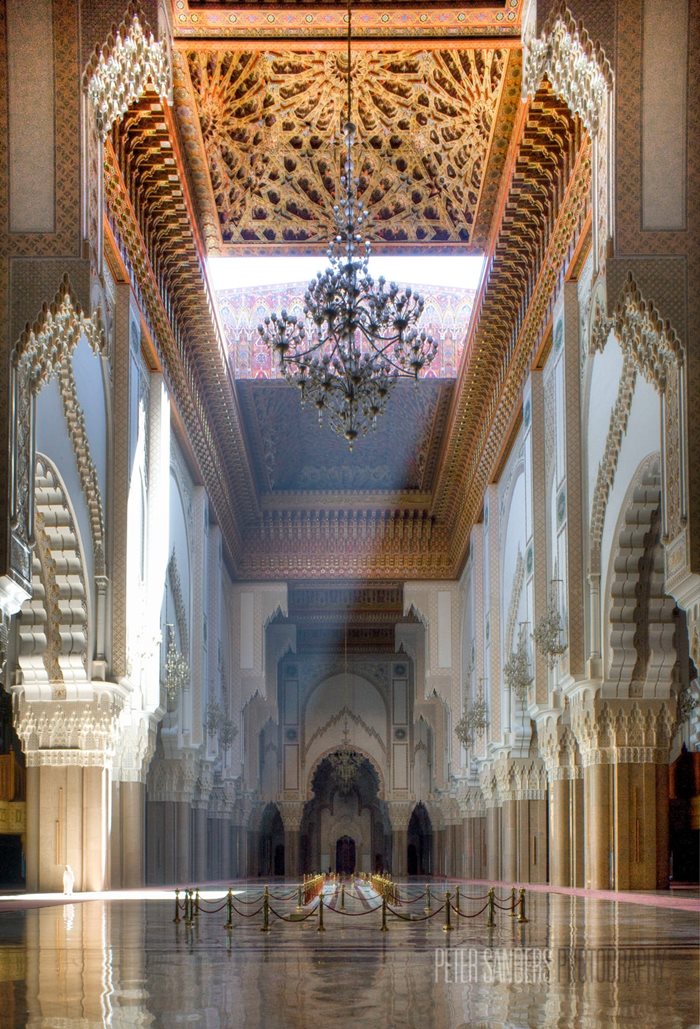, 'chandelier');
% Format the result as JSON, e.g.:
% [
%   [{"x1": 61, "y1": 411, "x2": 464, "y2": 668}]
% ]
[
  {"x1": 504, "y1": 623, "x2": 533, "y2": 702},
  {"x1": 206, "y1": 700, "x2": 238, "y2": 752},
  {"x1": 455, "y1": 680, "x2": 489, "y2": 749},
  {"x1": 532, "y1": 580, "x2": 567, "y2": 668},
  {"x1": 328, "y1": 718, "x2": 362, "y2": 794},
  {"x1": 164, "y1": 624, "x2": 189, "y2": 702},
  {"x1": 257, "y1": 1, "x2": 438, "y2": 447}
]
